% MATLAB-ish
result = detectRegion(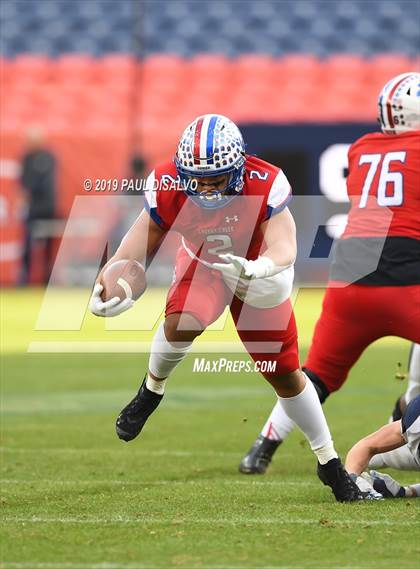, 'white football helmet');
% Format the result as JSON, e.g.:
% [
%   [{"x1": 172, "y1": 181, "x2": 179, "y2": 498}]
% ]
[
  {"x1": 378, "y1": 72, "x2": 420, "y2": 134},
  {"x1": 175, "y1": 114, "x2": 246, "y2": 209}
]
